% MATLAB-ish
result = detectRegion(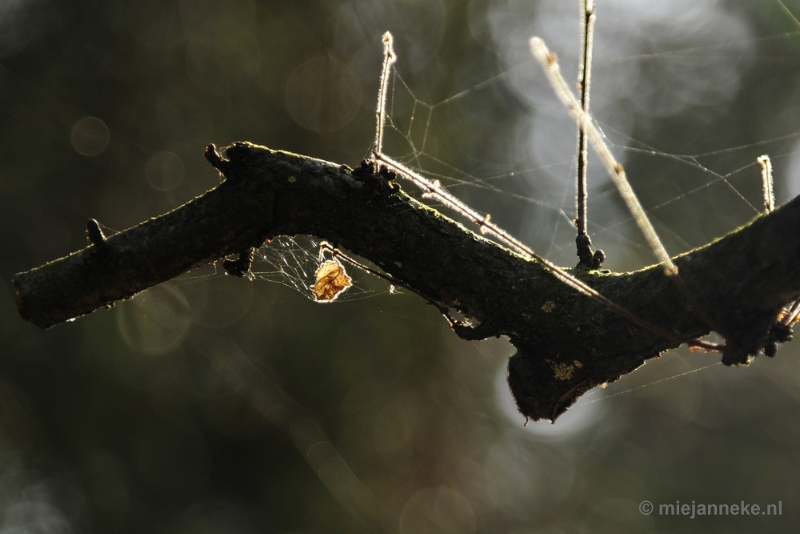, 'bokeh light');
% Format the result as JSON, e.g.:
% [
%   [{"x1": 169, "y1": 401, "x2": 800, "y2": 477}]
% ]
[
  {"x1": 145, "y1": 151, "x2": 185, "y2": 192},
  {"x1": 285, "y1": 57, "x2": 363, "y2": 134},
  {"x1": 70, "y1": 116, "x2": 110, "y2": 157},
  {"x1": 117, "y1": 283, "x2": 191, "y2": 354}
]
